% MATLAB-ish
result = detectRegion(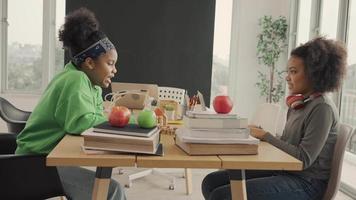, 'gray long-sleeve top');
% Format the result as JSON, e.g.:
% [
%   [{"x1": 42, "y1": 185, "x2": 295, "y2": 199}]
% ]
[{"x1": 263, "y1": 95, "x2": 339, "y2": 180}]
